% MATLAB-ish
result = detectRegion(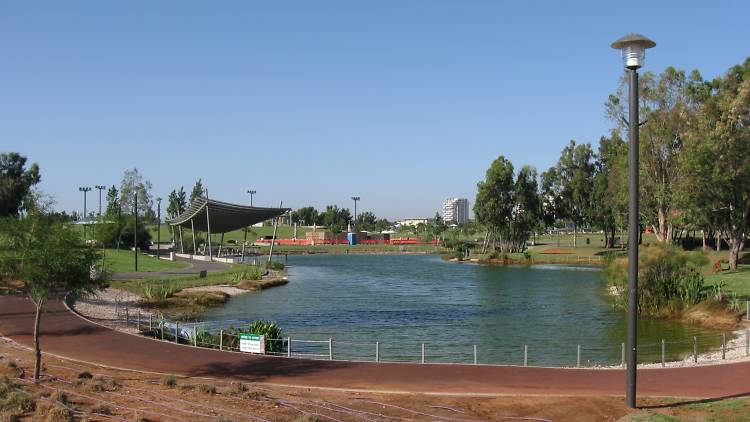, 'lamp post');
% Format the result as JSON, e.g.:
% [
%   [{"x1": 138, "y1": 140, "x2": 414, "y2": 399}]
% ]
[
  {"x1": 79, "y1": 186, "x2": 92, "y2": 239},
  {"x1": 611, "y1": 32, "x2": 656, "y2": 409},
  {"x1": 95, "y1": 185, "x2": 106, "y2": 217},
  {"x1": 351, "y1": 196, "x2": 360, "y2": 230},
  {"x1": 247, "y1": 190, "x2": 256, "y2": 207},
  {"x1": 156, "y1": 197, "x2": 162, "y2": 260},
  {"x1": 134, "y1": 191, "x2": 138, "y2": 272}
]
